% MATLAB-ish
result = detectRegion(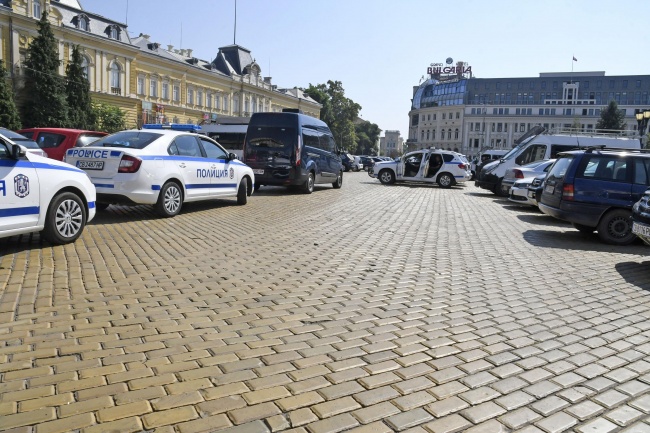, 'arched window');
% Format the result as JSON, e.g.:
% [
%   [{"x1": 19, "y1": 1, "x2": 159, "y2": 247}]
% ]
[
  {"x1": 454, "y1": 128, "x2": 459, "y2": 139},
  {"x1": 421, "y1": 130, "x2": 424, "y2": 140},
  {"x1": 233, "y1": 95, "x2": 240, "y2": 113},
  {"x1": 81, "y1": 56, "x2": 89, "y2": 81},
  {"x1": 110, "y1": 62, "x2": 120, "y2": 93},
  {"x1": 426, "y1": 130, "x2": 430, "y2": 140},
  {"x1": 432, "y1": 129, "x2": 436, "y2": 140},
  {"x1": 78, "y1": 15, "x2": 89, "y2": 31},
  {"x1": 447, "y1": 130, "x2": 452, "y2": 140}
]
